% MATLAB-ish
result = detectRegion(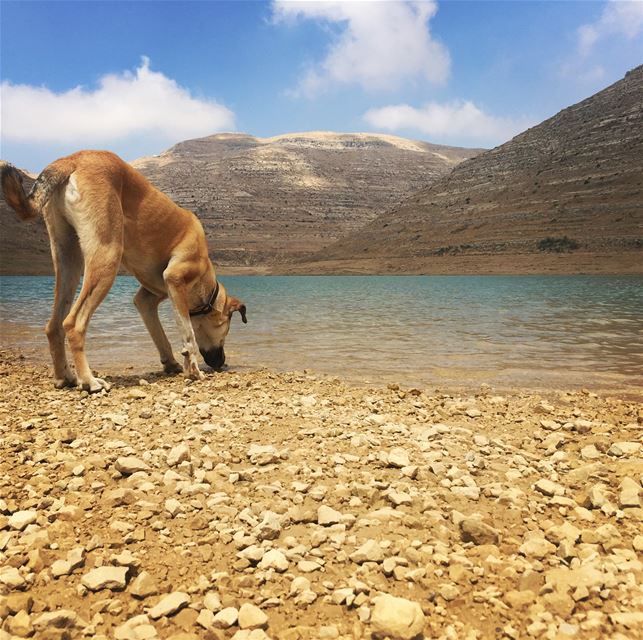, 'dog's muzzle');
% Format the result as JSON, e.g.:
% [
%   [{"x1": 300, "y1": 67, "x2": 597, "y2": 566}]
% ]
[{"x1": 201, "y1": 347, "x2": 225, "y2": 370}]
